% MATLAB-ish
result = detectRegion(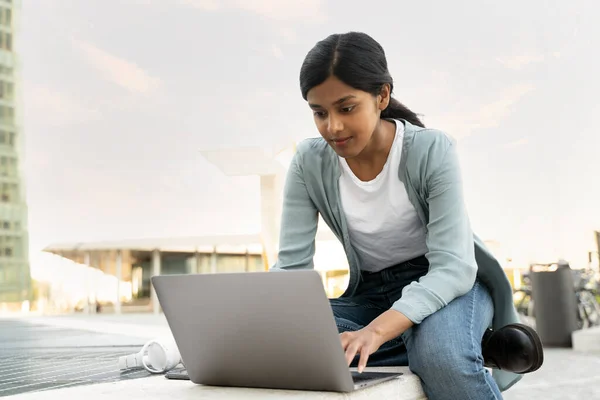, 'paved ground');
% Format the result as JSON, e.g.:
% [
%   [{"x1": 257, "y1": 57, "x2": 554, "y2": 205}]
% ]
[
  {"x1": 0, "y1": 317, "x2": 152, "y2": 397},
  {"x1": 2, "y1": 312, "x2": 599, "y2": 399},
  {"x1": 503, "y1": 348, "x2": 600, "y2": 399}
]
